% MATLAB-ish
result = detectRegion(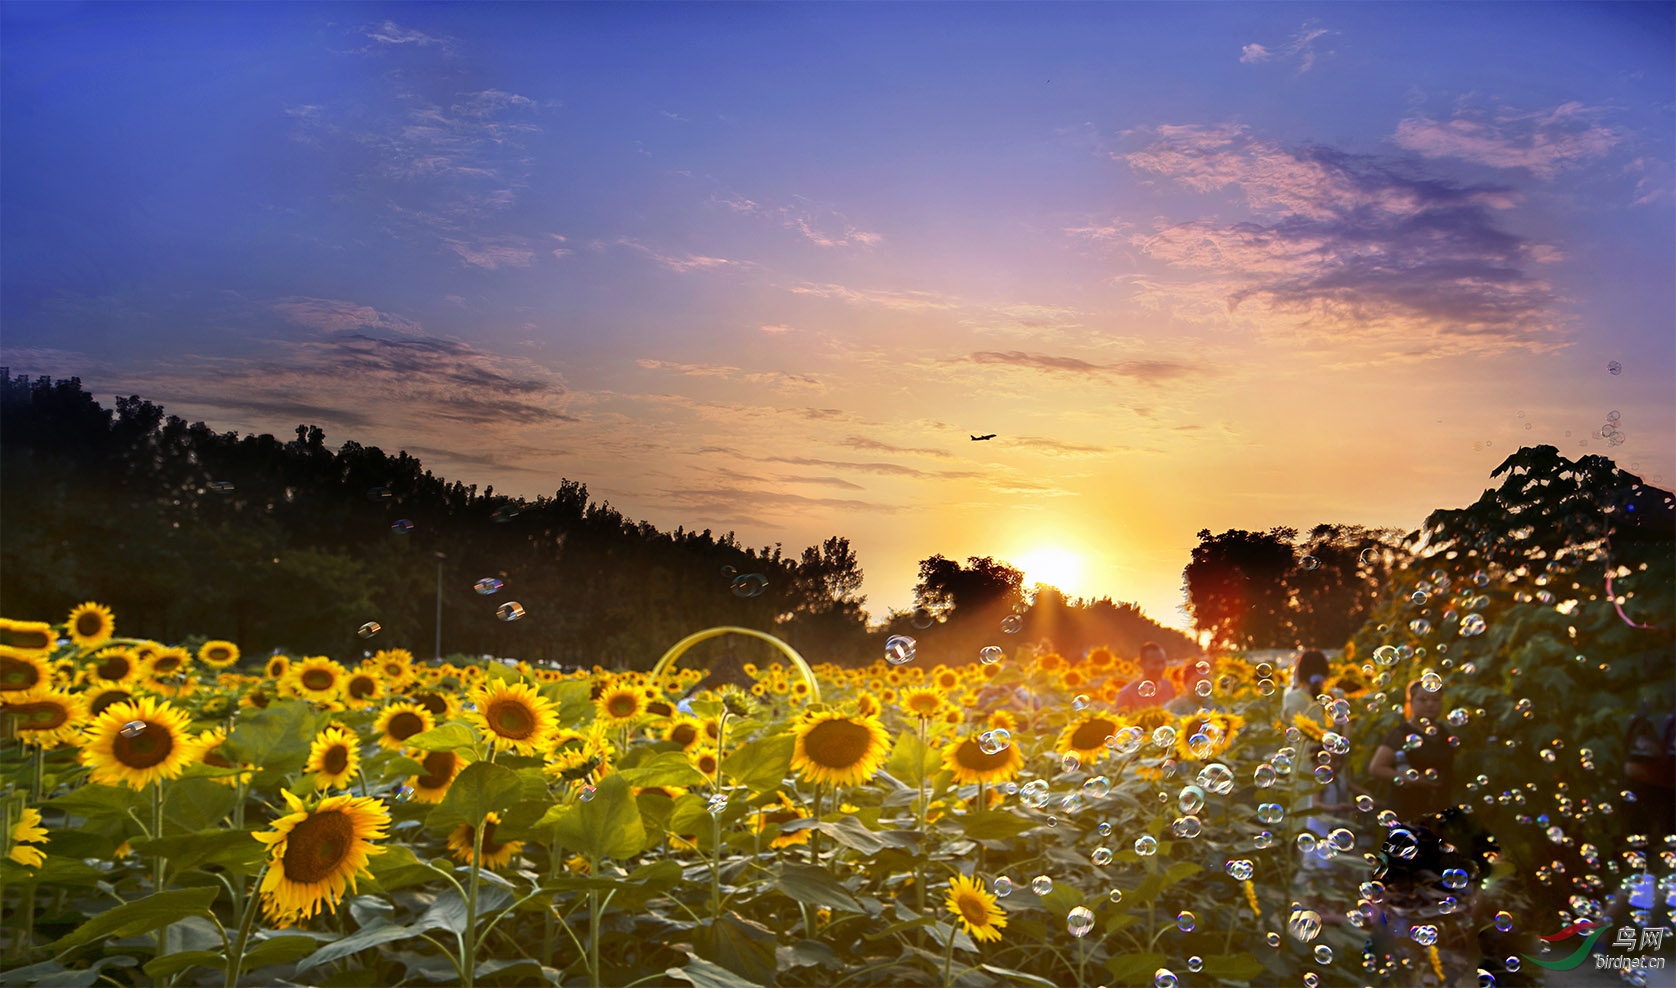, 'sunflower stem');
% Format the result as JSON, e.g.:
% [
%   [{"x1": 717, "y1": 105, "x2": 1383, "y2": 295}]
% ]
[
  {"x1": 462, "y1": 815, "x2": 486, "y2": 988},
  {"x1": 29, "y1": 745, "x2": 43, "y2": 803},
  {"x1": 809, "y1": 784, "x2": 822, "y2": 868},
  {"x1": 223, "y1": 862, "x2": 267, "y2": 988},
  {"x1": 940, "y1": 919, "x2": 956, "y2": 987},
  {"x1": 150, "y1": 780, "x2": 166, "y2": 891},
  {"x1": 587, "y1": 853, "x2": 602, "y2": 988}
]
